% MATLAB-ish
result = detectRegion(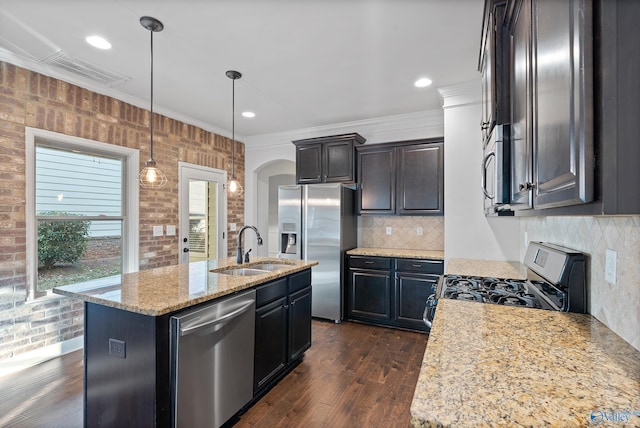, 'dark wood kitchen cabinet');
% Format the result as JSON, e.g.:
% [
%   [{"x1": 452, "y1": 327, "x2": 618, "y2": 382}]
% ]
[
  {"x1": 395, "y1": 259, "x2": 442, "y2": 331},
  {"x1": 357, "y1": 146, "x2": 395, "y2": 214},
  {"x1": 254, "y1": 270, "x2": 311, "y2": 395},
  {"x1": 357, "y1": 138, "x2": 444, "y2": 216},
  {"x1": 396, "y1": 143, "x2": 444, "y2": 215},
  {"x1": 348, "y1": 256, "x2": 393, "y2": 322},
  {"x1": 347, "y1": 255, "x2": 443, "y2": 332},
  {"x1": 480, "y1": 0, "x2": 510, "y2": 143},
  {"x1": 293, "y1": 133, "x2": 365, "y2": 184}
]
